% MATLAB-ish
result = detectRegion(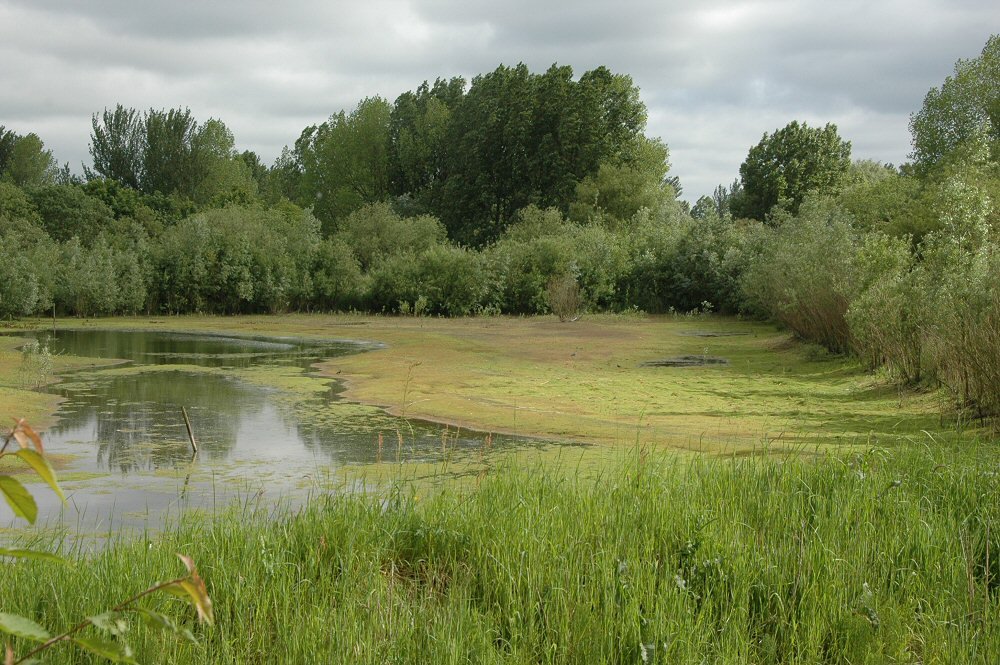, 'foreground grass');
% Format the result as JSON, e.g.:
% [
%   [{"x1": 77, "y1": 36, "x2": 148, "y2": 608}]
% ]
[{"x1": 3, "y1": 444, "x2": 998, "y2": 663}]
